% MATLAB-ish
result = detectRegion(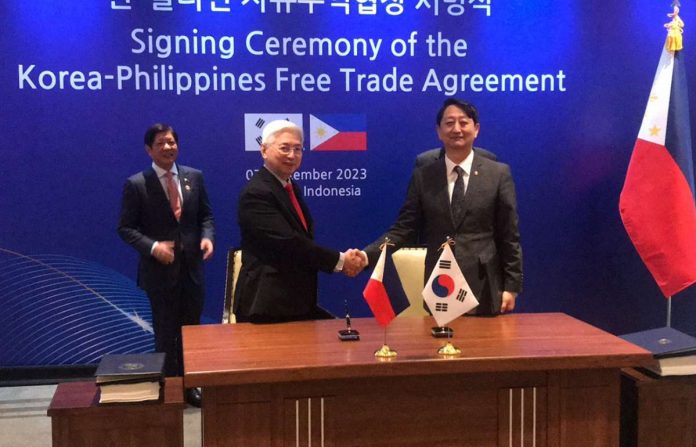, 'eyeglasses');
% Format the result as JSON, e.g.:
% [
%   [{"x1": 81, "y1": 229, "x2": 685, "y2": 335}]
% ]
[{"x1": 273, "y1": 144, "x2": 304, "y2": 155}]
